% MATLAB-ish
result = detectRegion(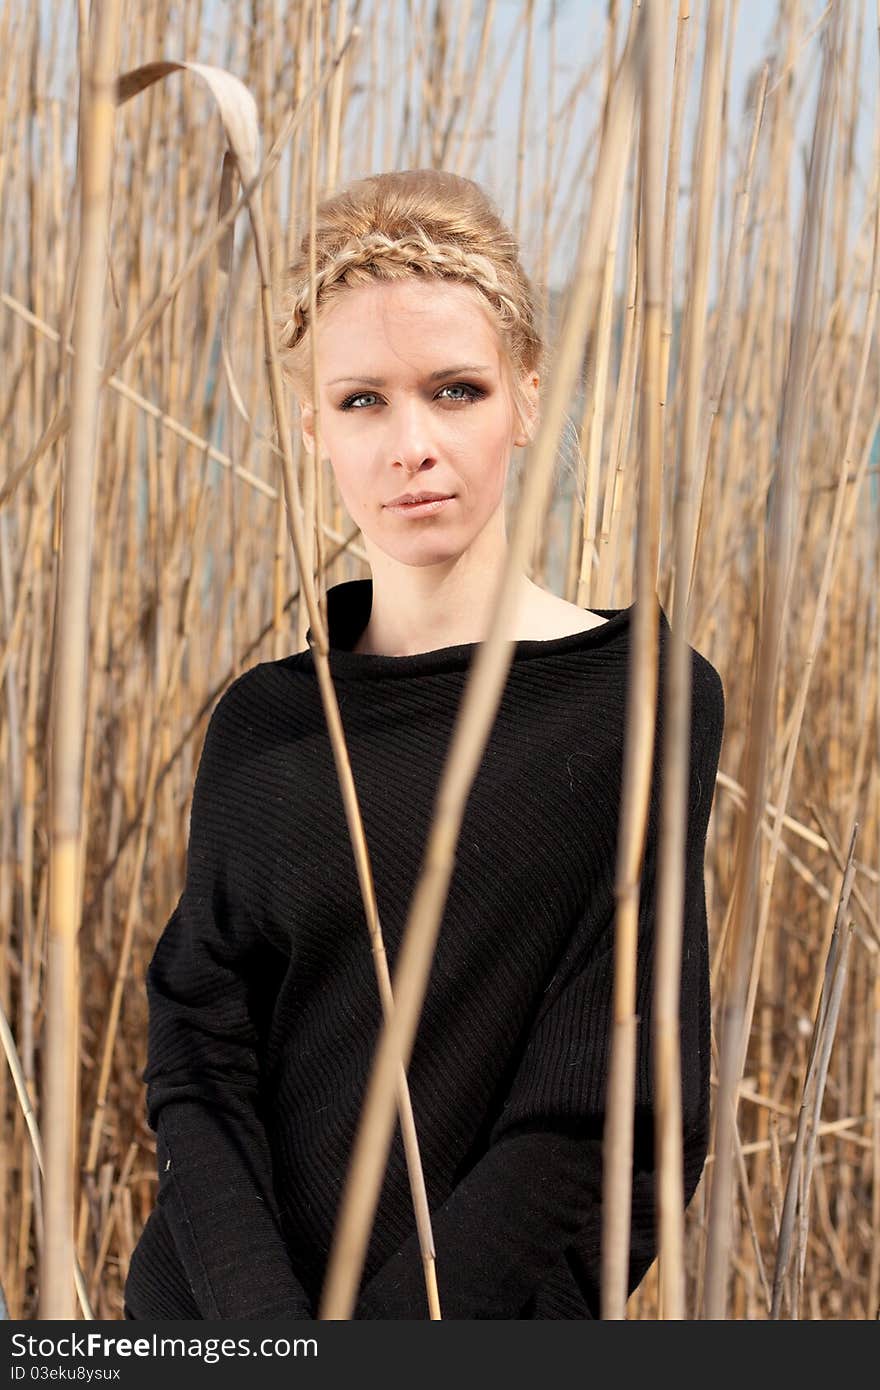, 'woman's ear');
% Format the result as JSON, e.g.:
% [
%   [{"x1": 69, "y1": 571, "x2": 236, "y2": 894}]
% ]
[
  {"x1": 513, "y1": 372, "x2": 540, "y2": 448},
  {"x1": 299, "y1": 401, "x2": 315, "y2": 455}
]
